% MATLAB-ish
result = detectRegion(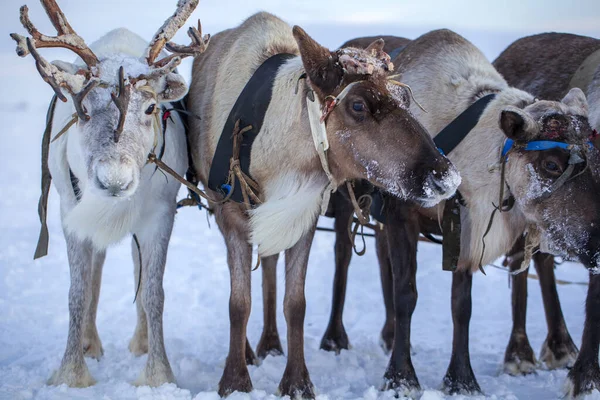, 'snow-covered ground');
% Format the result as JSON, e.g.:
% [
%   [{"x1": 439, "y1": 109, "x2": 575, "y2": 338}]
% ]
[{"x1": 0, "y1": 19, "x2": 598, "y2": 400}]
